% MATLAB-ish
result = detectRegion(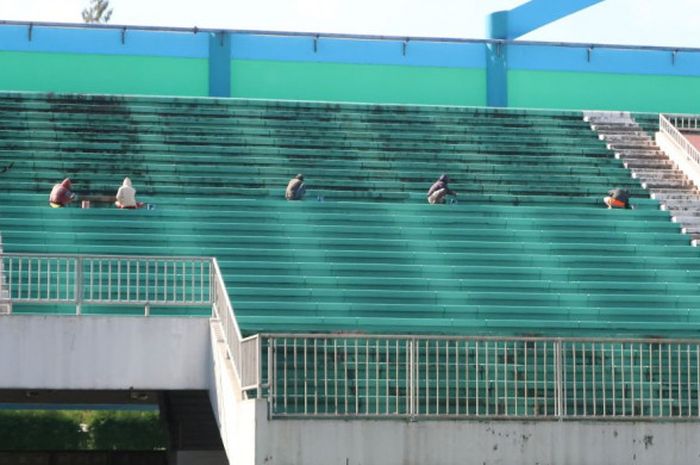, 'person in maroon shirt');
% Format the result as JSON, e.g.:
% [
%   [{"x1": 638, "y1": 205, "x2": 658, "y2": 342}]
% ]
[
  {"x1": 49, "y1": 178, "x2": 77, "y2": 208},
  {"x1": 427, "y1": 174, "x2": 457, "y2": 204}
]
